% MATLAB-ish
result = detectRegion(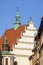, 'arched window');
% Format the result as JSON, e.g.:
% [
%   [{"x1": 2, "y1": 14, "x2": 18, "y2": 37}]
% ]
[{"x1": 6, "y1": 58, "x2": 8, "y2": 65}]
